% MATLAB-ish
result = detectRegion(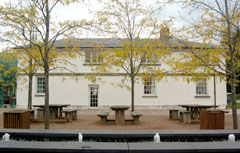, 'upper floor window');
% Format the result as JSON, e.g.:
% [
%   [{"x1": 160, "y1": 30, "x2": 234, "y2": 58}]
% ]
[
  {"x1": 36, "y1": 76, "x2": 45, "y2": 94},
  {"x1": 85, "y1": 52, "x2": 103, "y2": 64},
  {"x1": 142, "y1": 57, "x2": 151, "y2": 64},
  {"x1": 142, "y1": 55, "x2": 160, "y2": 65},
  {"x1": 144, "y1": 77, "x2": 156, "y2": 95},
  {"x1": 196, "y1": 77, "x2": 207, "y2": 95}
]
